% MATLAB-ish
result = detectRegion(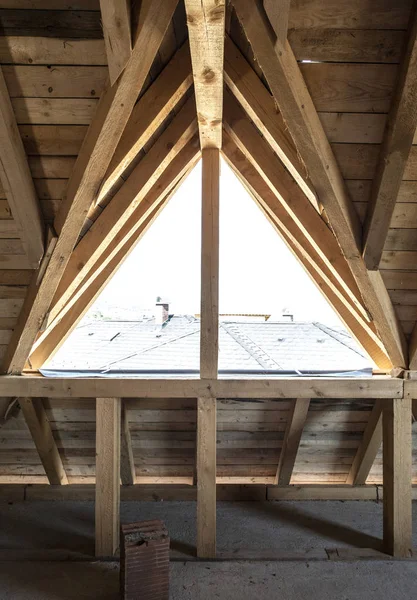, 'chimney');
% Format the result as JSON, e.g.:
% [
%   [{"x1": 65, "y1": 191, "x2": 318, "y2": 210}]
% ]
[{"x1": 155, "y1": 299, "x2": 169, "y2": 325}]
